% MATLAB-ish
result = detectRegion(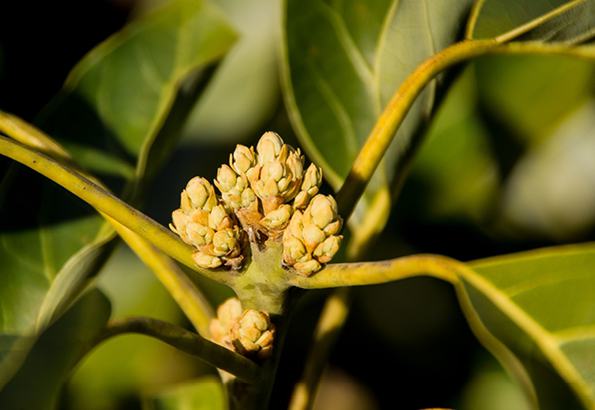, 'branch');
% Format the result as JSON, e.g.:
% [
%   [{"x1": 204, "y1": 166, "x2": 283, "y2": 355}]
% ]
[
  {"x1": 290, "y1": 254, "x2": 459, "y2": 289},
  {"x1": 96, "y1": 317, "x2": 260, "y2": 383}
]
